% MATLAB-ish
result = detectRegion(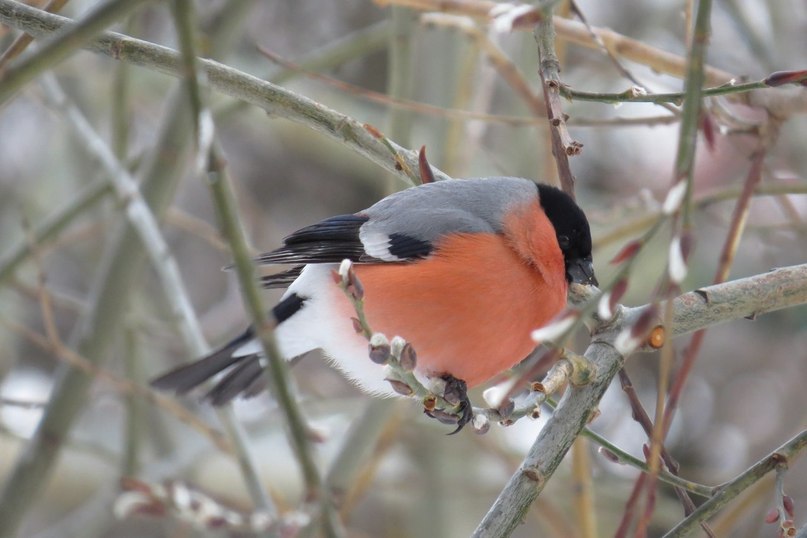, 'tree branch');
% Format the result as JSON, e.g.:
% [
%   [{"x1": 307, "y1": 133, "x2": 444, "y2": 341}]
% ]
[
  {"x1": 473, "y1": 263, "x2": 807, "y2": 536},
  {"x1": 663, "y1": 430, "x2": 807, "y2": 537}
]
